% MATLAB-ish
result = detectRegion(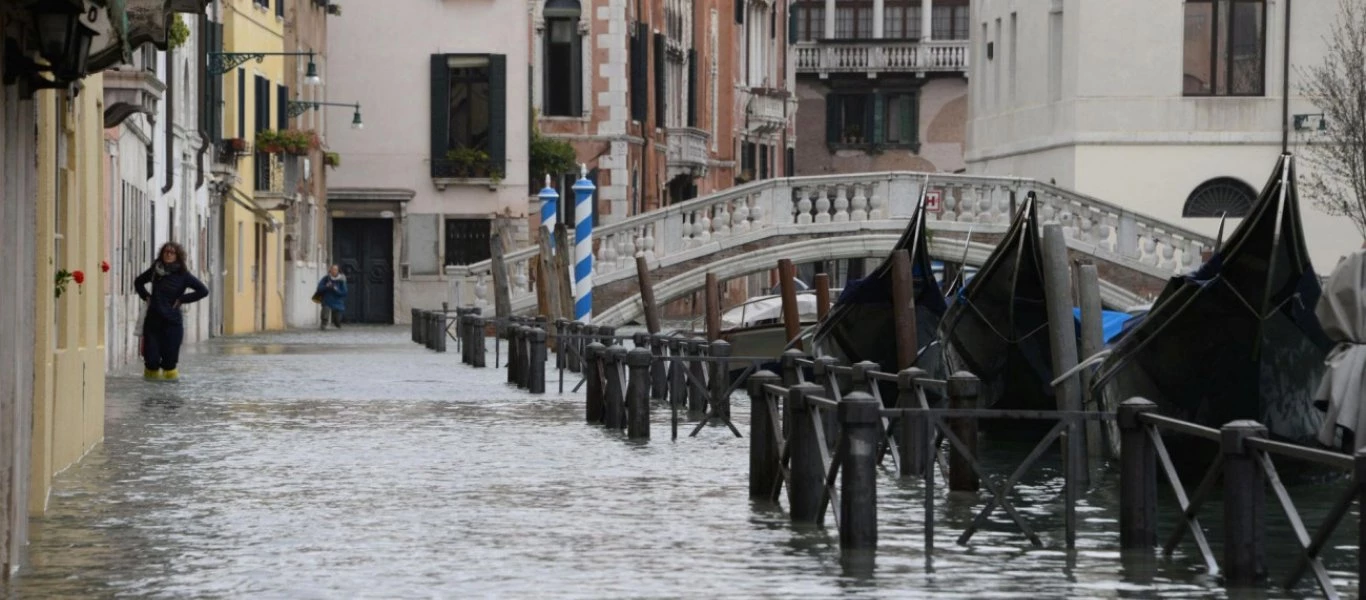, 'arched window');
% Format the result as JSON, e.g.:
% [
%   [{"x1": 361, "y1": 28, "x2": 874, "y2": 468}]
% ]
[{"x1": 1183, "y1": 177, "x2": 1256, "y2": 217}]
